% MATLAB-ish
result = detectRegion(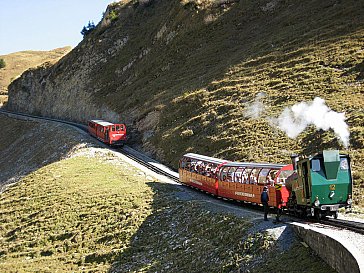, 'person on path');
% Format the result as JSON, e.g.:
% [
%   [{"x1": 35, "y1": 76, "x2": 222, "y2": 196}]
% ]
[{"x1": 261, "y1": 186, "x2": 269, "y2": 221}]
